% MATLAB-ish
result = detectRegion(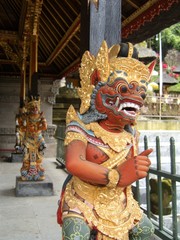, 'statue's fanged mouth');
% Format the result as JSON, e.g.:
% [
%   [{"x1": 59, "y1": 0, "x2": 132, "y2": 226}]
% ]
[
  {"x1": 106, "y1": 96, "x2": 141, "y2": 118},
  {"x1": 118, "y1": 102, "x2": 140, "y2": 117}
]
